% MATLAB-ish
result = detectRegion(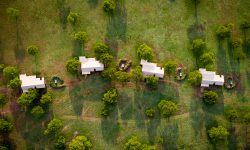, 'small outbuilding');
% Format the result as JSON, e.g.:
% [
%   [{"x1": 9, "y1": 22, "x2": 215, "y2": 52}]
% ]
[
  {"x1": 79, "y1": 56, "x2": 104, "y2": 75},
  {"x1": 199, "y1": 68, "x2": 224, "y2": 87},
  {"x1": 20, "y1": 74, "x2": 45, "y2": 92},
  {"x1": 140, "y1": 59, "x2": 164, "y2": 78}
]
